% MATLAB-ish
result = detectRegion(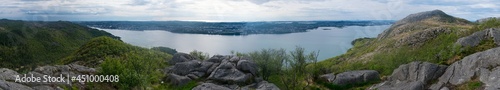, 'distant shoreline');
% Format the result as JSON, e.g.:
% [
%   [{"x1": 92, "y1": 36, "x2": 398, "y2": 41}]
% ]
[{"x1": 80, "y1": 20, "x2": 394, "y2": 35}]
